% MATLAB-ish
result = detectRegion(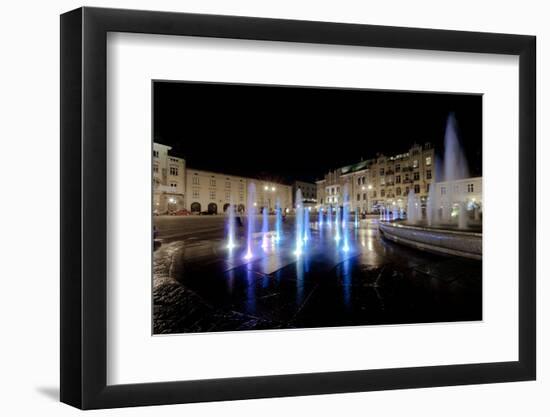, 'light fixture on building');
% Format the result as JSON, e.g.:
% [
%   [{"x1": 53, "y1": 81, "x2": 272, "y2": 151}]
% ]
[
  {"x1": 368, "y1": 185, "x2": 373, "y2": 190},
  {"x1": 264, "y1": 185, "x2": 268, "y2": 190},
  {"x1": 271, "y1": 186, "x2": 276, "y2": 191}
]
